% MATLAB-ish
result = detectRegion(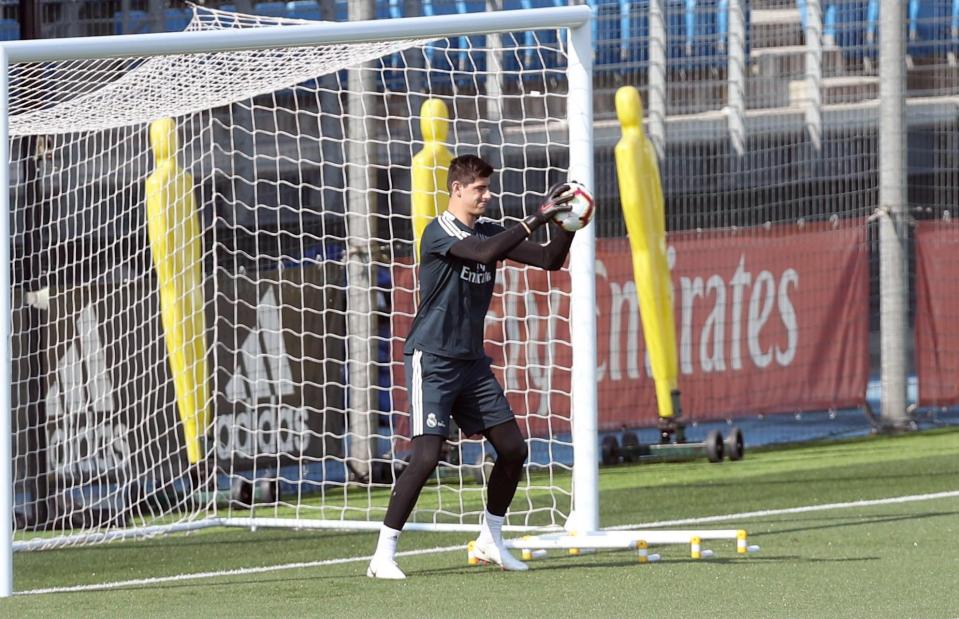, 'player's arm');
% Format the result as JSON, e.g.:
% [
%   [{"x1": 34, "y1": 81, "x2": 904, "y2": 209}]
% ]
[
  {"x1": 504, "y1": 228, "x2": 575, "y2": 271},
  {"x1": 448, "y1": 183, "x2": 575, "y2": 264}
]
